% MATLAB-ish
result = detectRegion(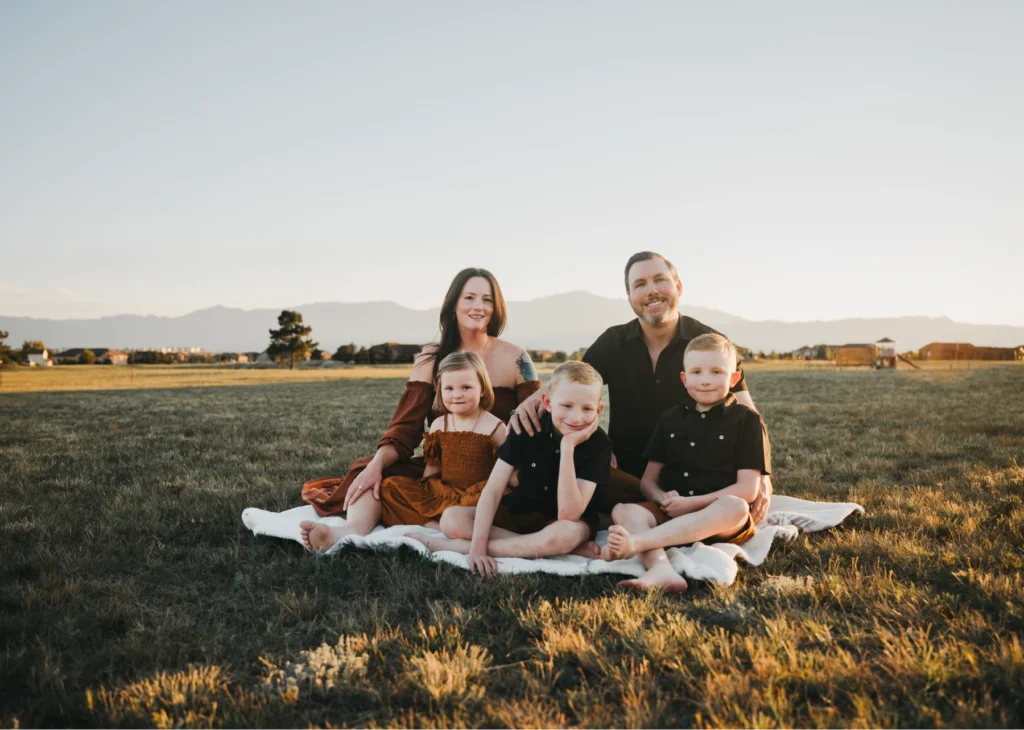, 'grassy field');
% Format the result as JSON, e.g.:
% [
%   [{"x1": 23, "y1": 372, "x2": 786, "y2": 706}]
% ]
[{"x1": 1, "y1": 367, "x2": 1022, "y2": 727}]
